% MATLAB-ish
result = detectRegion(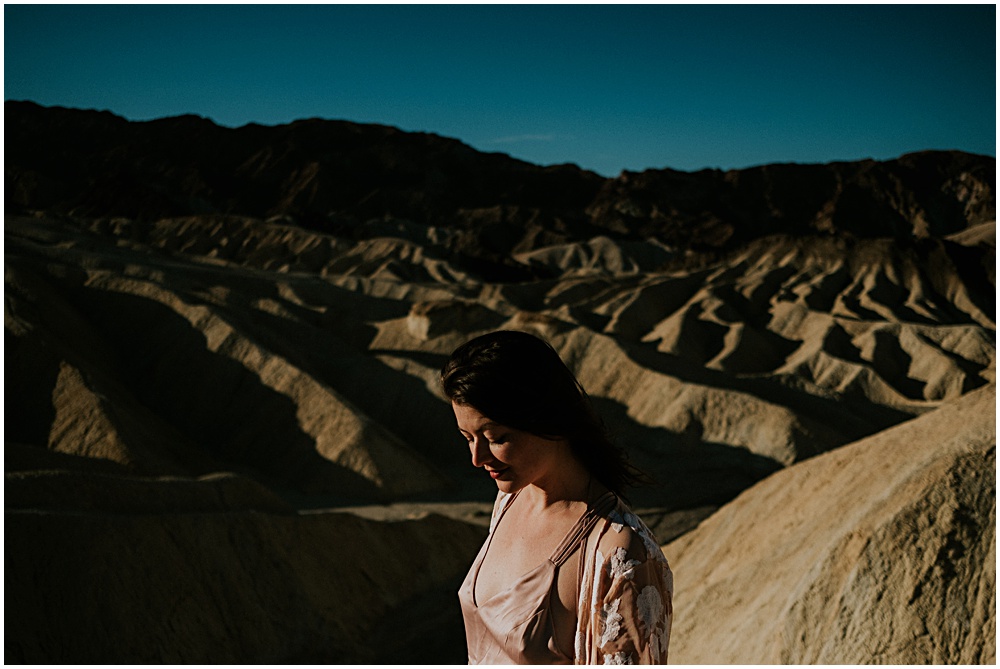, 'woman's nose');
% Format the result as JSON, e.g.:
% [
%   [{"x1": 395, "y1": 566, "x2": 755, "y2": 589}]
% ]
[{"x1": 470, "y1": 437, "x2": 491, "y2": 468}]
